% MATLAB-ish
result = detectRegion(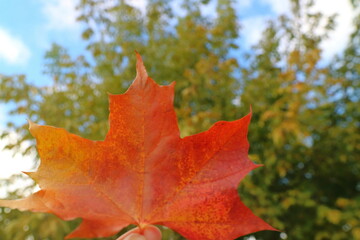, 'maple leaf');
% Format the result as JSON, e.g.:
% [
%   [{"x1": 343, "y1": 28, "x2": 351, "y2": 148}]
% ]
[{"x1": 0, "y1": 53, "x2": 276, "y2": 240}]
